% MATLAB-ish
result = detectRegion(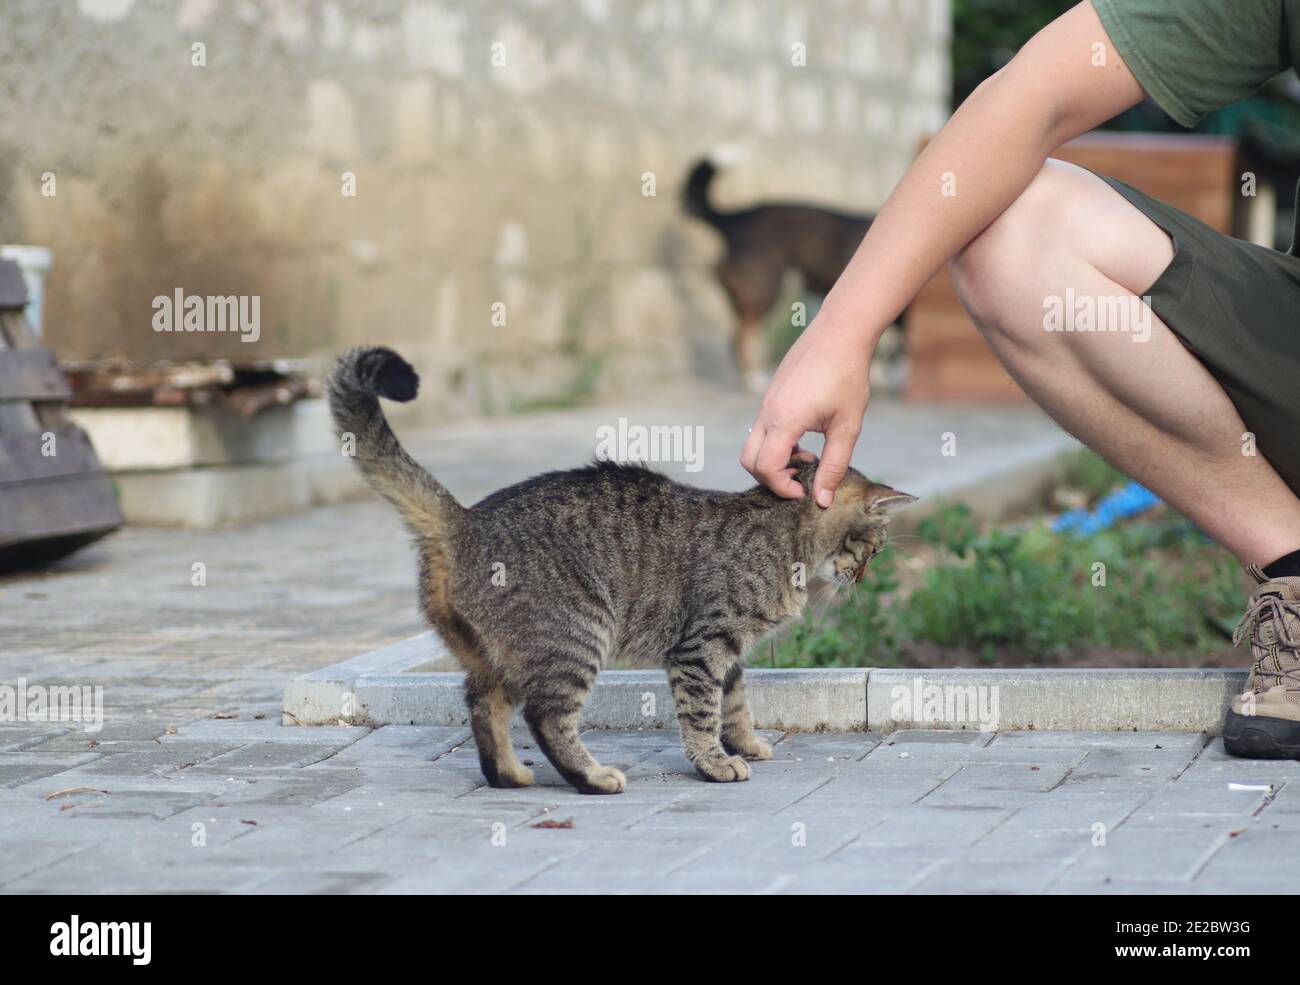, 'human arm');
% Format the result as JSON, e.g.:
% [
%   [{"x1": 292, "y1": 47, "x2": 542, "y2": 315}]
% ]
[{"x1": 741, "y1": 0, "x2": 1147, "y2": 502}]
